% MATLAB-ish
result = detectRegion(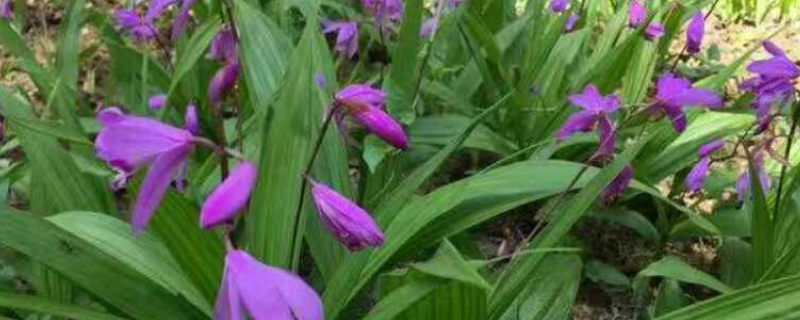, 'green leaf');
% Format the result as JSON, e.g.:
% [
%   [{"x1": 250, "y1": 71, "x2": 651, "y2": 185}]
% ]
[
  {"x1": 412, "y1": 240, "x2": 491, "y2": 290},
  {"x1": 748, "y1": 152, "x2": 774, "y2": 281},
  {"x1": 57, "y1": 0, "x2": 84, "y2": 96},
  {"x1": 653, "y1": 275, "x2": 800, "y2": 320},
  {"x1": 489, "y1": 133, "x2": 649, "y2": 318},
  {"x1": 377, "y1": 268, "x2": 487, "y2": 320},
  {"x1": 409, "y1": 114, "x2": 516, "y2": 155},
  {"x1": 638, "y1": 256, "x2": 733, "y2": 294},
  {"x1": 586, "y1": 260, "x2": 631, "y2": 287},
  {"x1": 0, "y1": 210, "x2": 209, "y2": 320},
  {"x1": 591, "y1": 208, "x2": 660, "y2": 243},
  {"x1": 48, "y1": 211, "x2": 211, "y2": 314},
  {"x1": 167, "y1": 17, "x2": 223, "y2": 101},
  {"x1": 654, "y1": 280, "x2": 687, "y2": 317},
  {"x1": 0, "y1": 292, "x2": 128, "y2": 320},
  {"x1": 364, "y1": 275, "x2": 441, "y2": 320},
  {"x1": 384, "y1": 0, "x2": 423, "y2": 123},
  {"x1": 234, "y1": 0, "x2": 291, "y2": 112},
  {"x1": 244, "y1": 17, "x2": 329, "y2": 269},
  {"x1": 495, "y1": 253, "x2": 582, "y2": 320}
]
